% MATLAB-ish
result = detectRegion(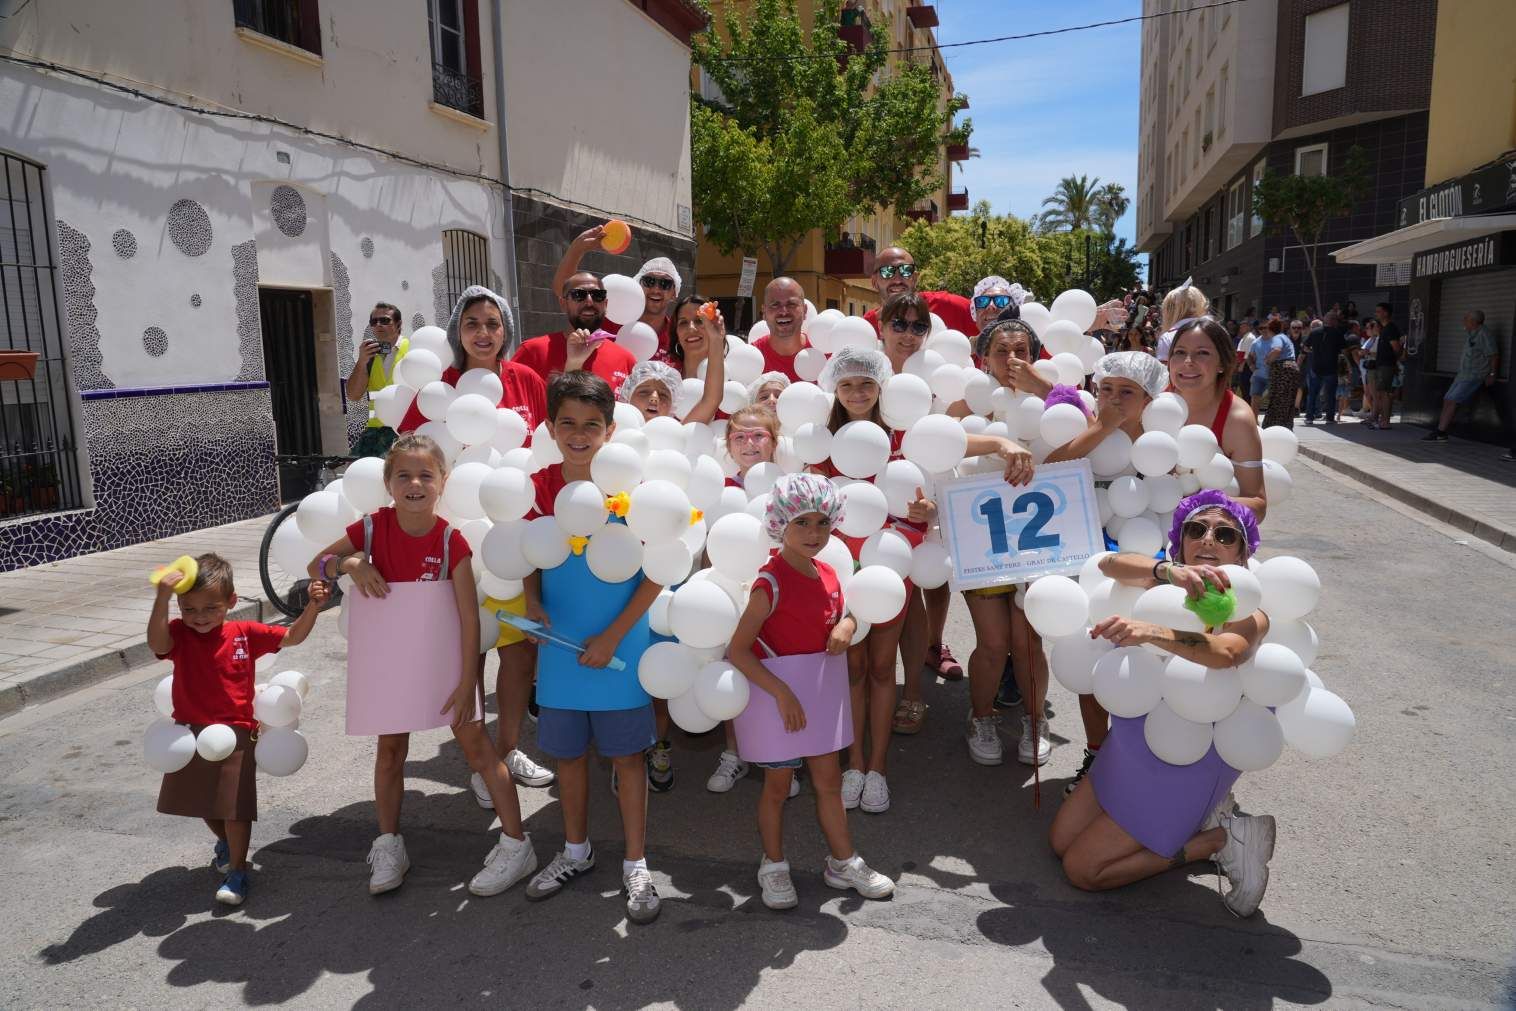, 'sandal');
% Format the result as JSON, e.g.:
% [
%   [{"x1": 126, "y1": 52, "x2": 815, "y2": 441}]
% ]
[{"x1": 892, "y1": 699, "x2": 927, "y2": 735}]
